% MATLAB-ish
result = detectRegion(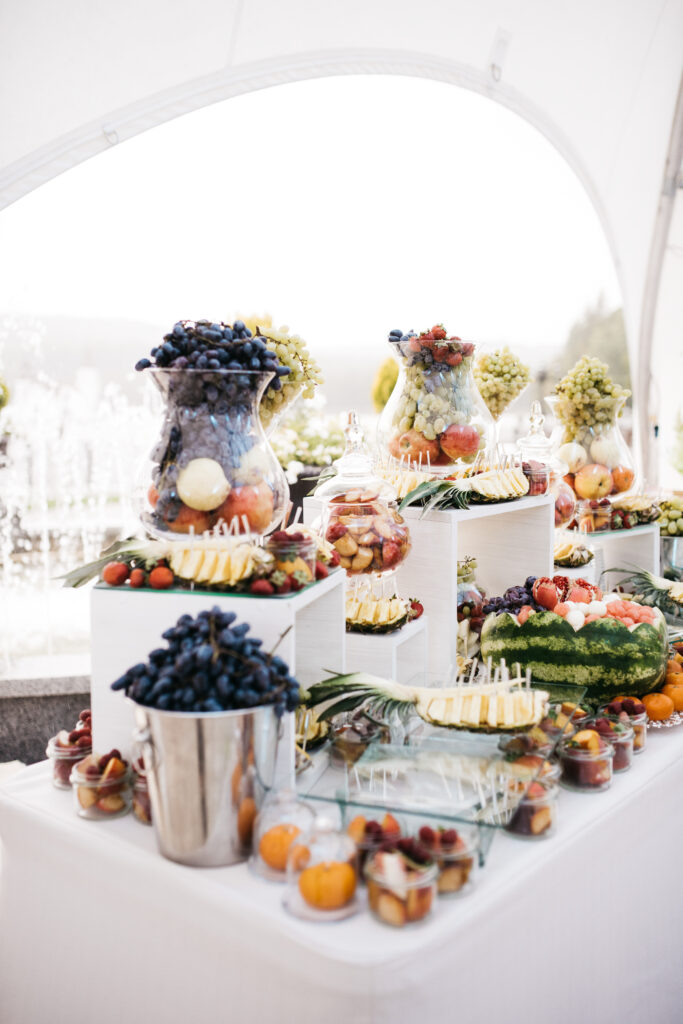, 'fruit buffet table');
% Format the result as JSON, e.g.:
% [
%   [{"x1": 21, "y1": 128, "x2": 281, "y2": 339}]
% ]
[{"x1": 1, "y1": 729, "x2": 683, "y2": 1024}]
